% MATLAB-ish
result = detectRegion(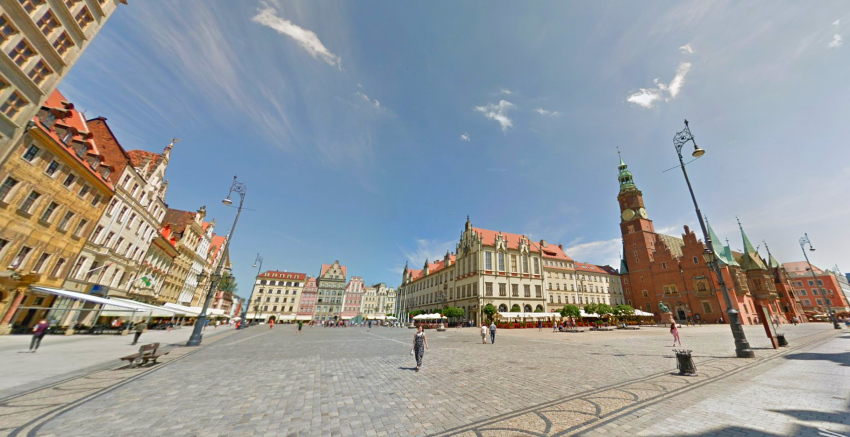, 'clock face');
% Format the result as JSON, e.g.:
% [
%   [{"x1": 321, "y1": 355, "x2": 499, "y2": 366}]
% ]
[
  {"x1": 621, "y1": 209, "x2": 636, "y2": 221},
  {"x1": 638, "y1": 208, "x2": 648, "y2": 219}
]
